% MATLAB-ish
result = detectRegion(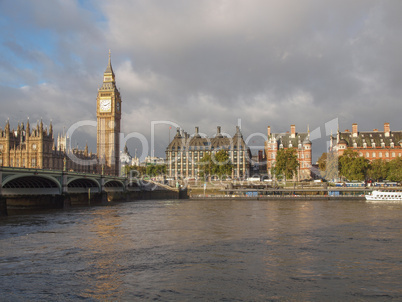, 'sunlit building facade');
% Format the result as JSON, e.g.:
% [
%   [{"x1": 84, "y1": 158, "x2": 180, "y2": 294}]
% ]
[
  {"x1": 332, "y1": 122, "x2": 402, "y2": 161},
  {"x1": 165, "y1": 126, "x2": 251, "y2": 179},
  {"x1": 0, "y1": 119, "x2": 96, "y2": 172},
  {"x1": 265, "y1": 124, "x2": 312, "y2": 180}
]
